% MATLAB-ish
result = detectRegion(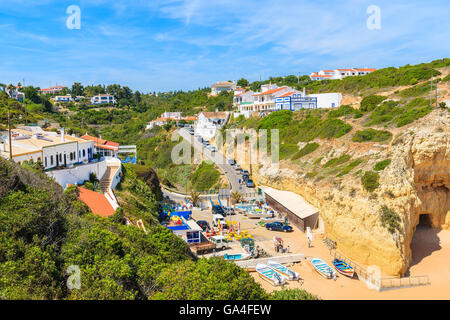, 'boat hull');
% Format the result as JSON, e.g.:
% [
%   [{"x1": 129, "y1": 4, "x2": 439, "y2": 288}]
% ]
[
  {"x1": 309, "y1": 258, "x2": 333, "y2": 279},
  {"x1": 332, "y1": 259, "x2": 355, "y2": 278}
]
